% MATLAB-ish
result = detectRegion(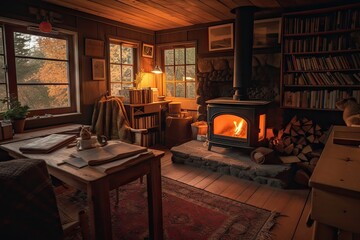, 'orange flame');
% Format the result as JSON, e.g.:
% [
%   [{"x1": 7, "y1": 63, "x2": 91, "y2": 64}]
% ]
[{"x1": 233, "y1": 119, "x2": 245, "y2": 137}]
